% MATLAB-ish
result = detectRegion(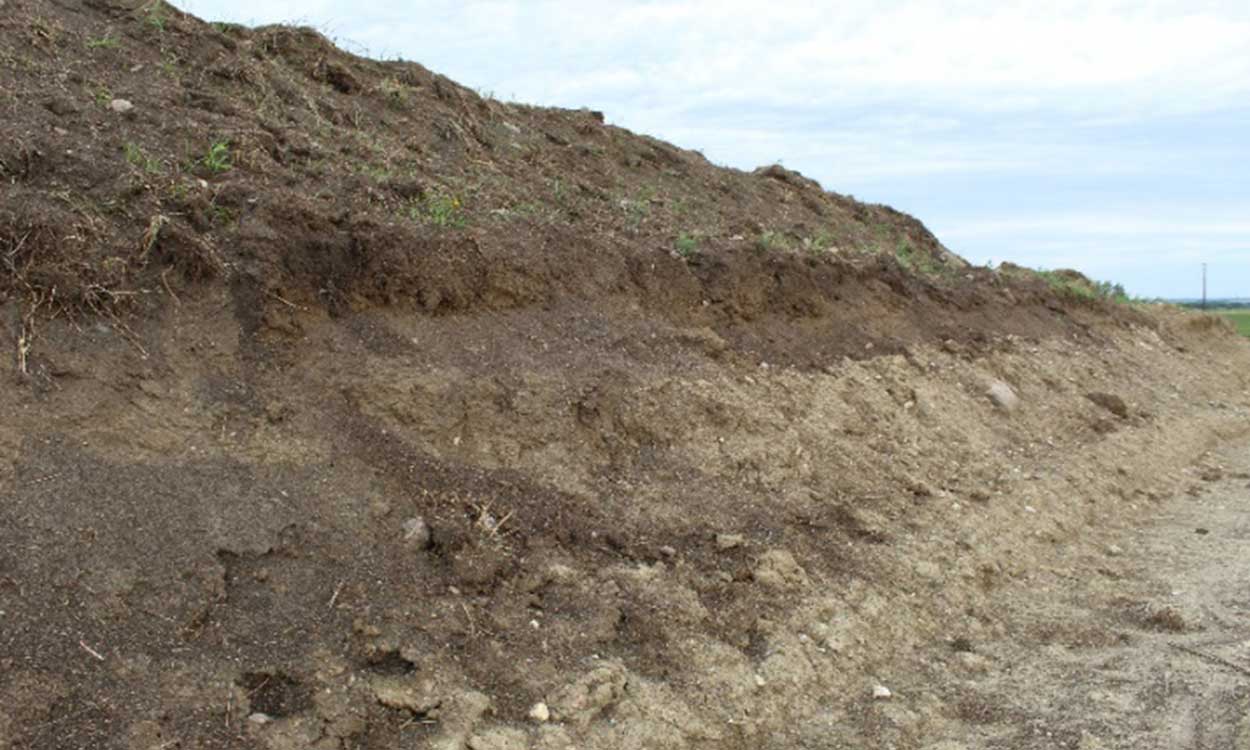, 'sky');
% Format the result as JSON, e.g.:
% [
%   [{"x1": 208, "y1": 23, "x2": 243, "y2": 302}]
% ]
[{"x1": 174, "y1": 1, "x2": 1250, "y2": 299}]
